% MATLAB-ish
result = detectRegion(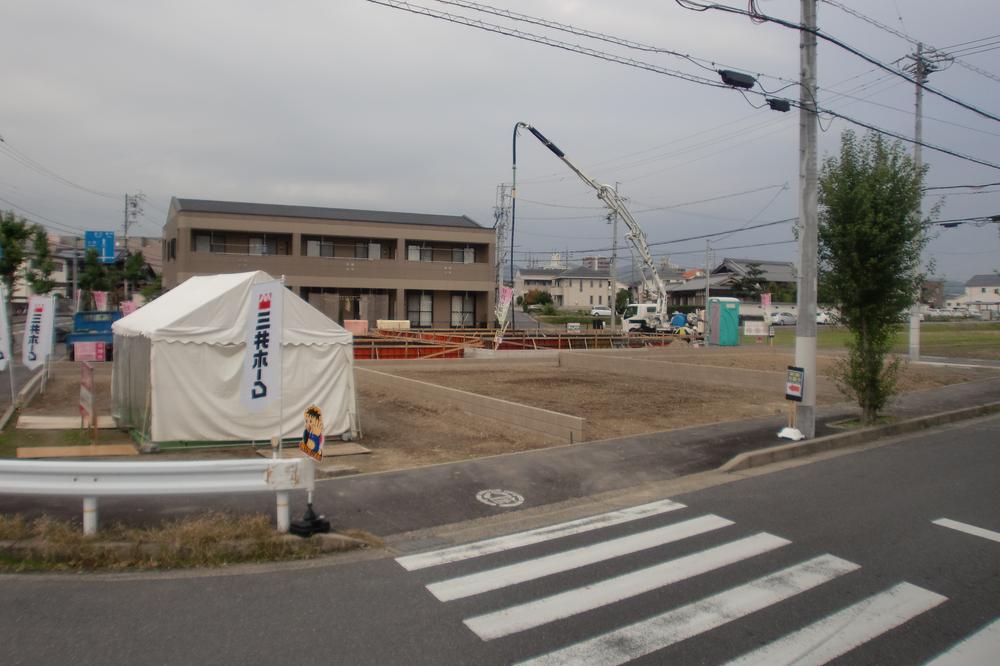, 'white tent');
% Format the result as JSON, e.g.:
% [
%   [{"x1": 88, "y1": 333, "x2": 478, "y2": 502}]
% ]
[{"x1": 111, "y1": 271, "x2": 359, "y2": 447}]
